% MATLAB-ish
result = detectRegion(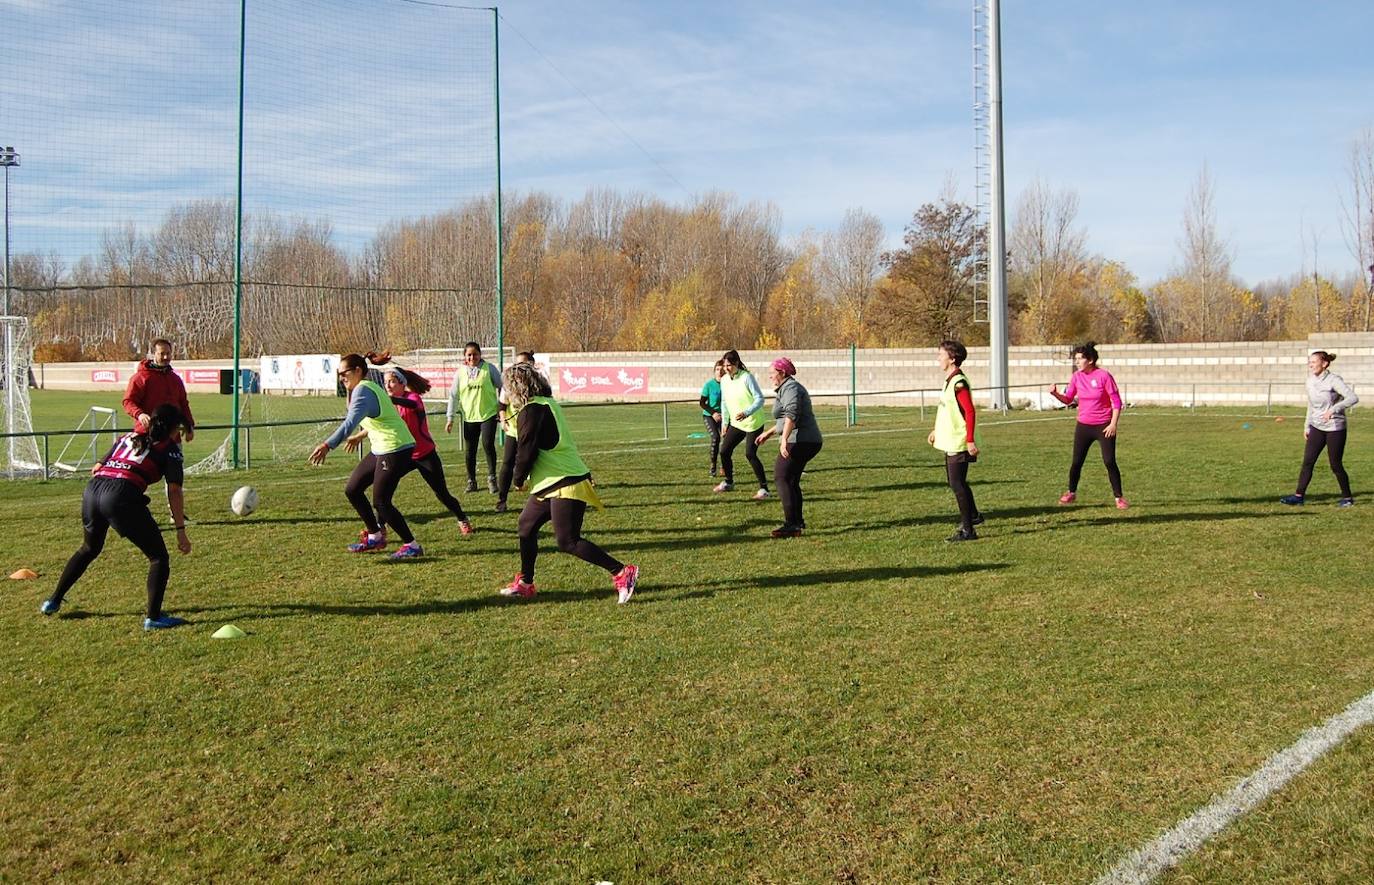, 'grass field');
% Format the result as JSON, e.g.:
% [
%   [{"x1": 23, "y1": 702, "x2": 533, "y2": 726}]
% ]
[{"x1": 2, "y1": 401, "x2": 1371, "y2": 882}]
